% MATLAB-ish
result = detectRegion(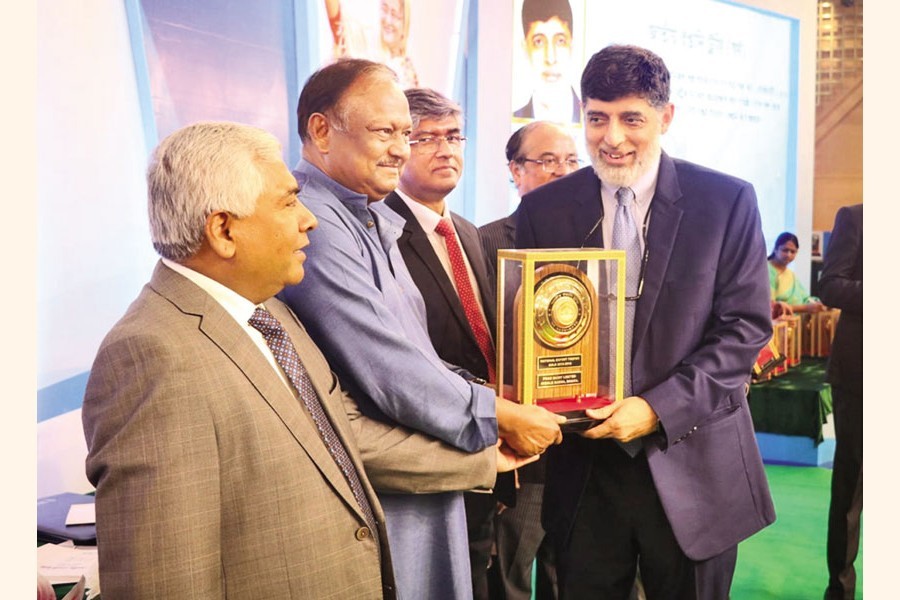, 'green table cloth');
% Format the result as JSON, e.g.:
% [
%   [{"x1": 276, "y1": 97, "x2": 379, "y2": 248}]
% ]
[{"x1": 748, "y1": 357, "x2": 833, "y2": 444}]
